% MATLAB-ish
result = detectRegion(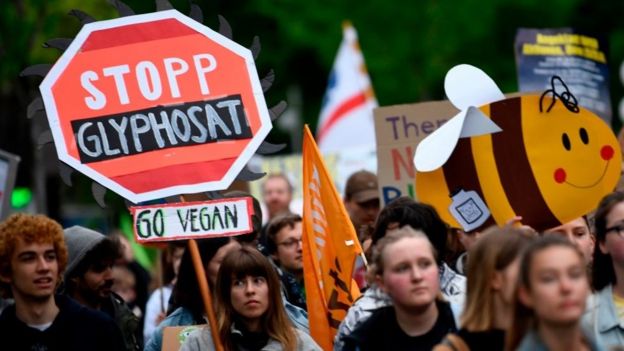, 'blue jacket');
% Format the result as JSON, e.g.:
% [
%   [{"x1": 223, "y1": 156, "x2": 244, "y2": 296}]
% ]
[
  {"x1": 145, "y1": 300, "x2": 309, "y2": 351},
  {"x1": 516, "y1": 327, "x2": 604, "y2": 351},
  {"x1": 180, "y1": 323, "x2": 321, "y2": 351},
  {"x1": 581, "y1": 284, "x2": 624, "y2": 349}
]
